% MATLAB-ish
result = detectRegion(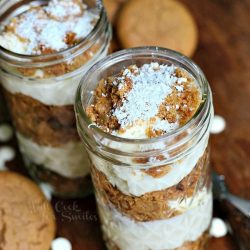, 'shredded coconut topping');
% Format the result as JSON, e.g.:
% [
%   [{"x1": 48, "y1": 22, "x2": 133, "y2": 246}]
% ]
[
  {"x1": 0, "y1": 0, "x2": 97, "y2": 54},
  {"x1": 113, "y1": 63, "x2": 177, "y2": 128},
  {"x1": 86, "y1": 62, "x2": 202, "y2": 139},
  {"x1": 46, "y1": 0, "x2": 83, "y2": 20}
]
